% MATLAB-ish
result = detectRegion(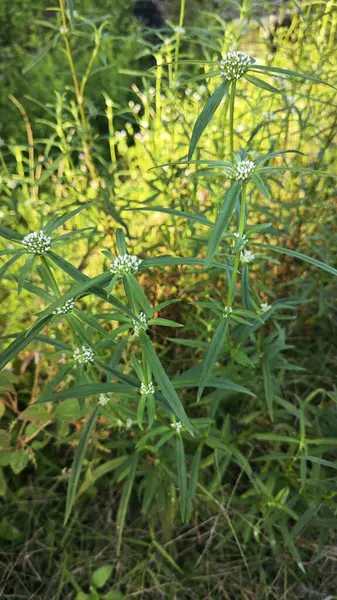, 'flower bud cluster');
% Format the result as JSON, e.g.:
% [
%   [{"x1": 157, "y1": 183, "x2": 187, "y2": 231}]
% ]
[
  {"x1": 53, "y1": 298, "x2": 75, "y2": 315},
  {"x1": 132, "y1": 312, "x2": 148, "y2": 335},
  {"x1": 110, "y1": 254, "x2": 142, "y2": 276},
  {"x1": 171, "y1": 421, "x2": 183, "y2": 432},
  {"x1": 22, "y1": 231, "x2": 51, "y2": 255},
  {"x1": 140, "y1": 381, "x2": 155, "y2": 396},
  {"x1": 98, "y1": 393, "x2": 112, "y2": 406},
  {"x1": 240, "y1": 249, "x2": 255, "y2": 264},
  {"x1": 73, "y1": 345, "x2": 95, "y2": 365},
  {"x1": 232, "y1": 160, "x2": 255, "y2": 181},
  {"x1": 220, "y1": 51, "x2": 253, "y2": 81}
]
